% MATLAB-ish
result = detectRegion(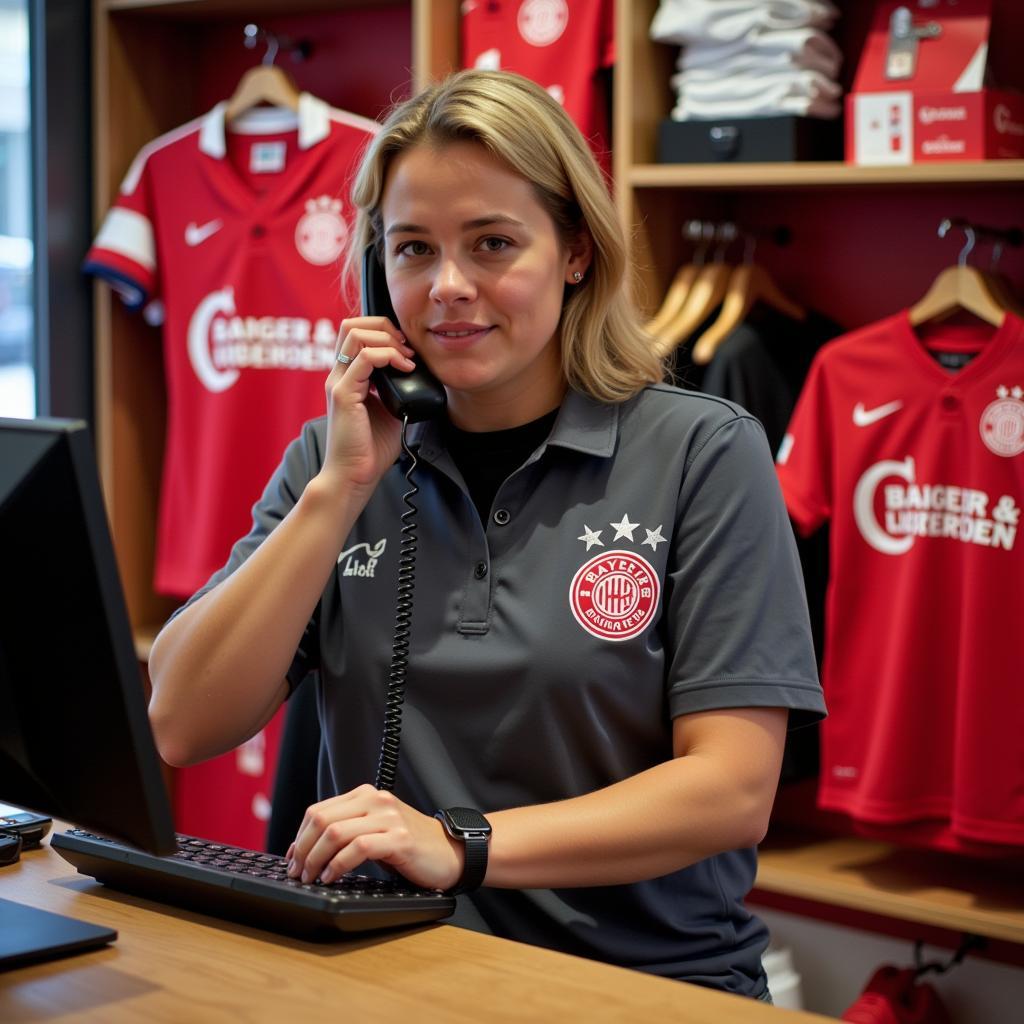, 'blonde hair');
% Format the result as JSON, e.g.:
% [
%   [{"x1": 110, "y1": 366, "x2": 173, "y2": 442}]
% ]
[{"x1": 347, "y1": 69, "x2": 666, "y2": 403}]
